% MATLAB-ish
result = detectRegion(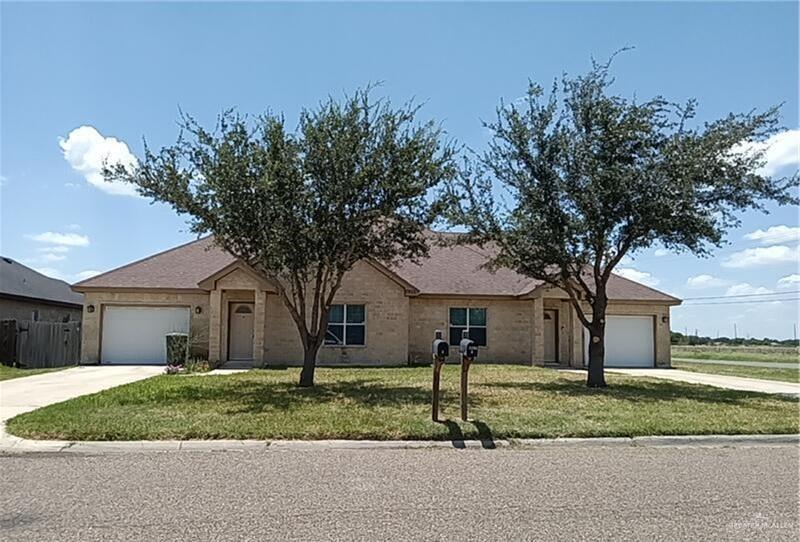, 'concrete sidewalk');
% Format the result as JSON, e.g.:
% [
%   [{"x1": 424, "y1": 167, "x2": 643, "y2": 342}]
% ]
[
  {"x1": 673, "y1": 358, "x2": 799, "y2": 369},
  {"x1": 603, "y1": 368, "x2": 800, "y2": 396},
  {"x1": 0, "y1": 365, "x2": 163, "y2": 423},
  {"x1": 1, "y1": 433, "x2": 796, "y2": 454}
]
